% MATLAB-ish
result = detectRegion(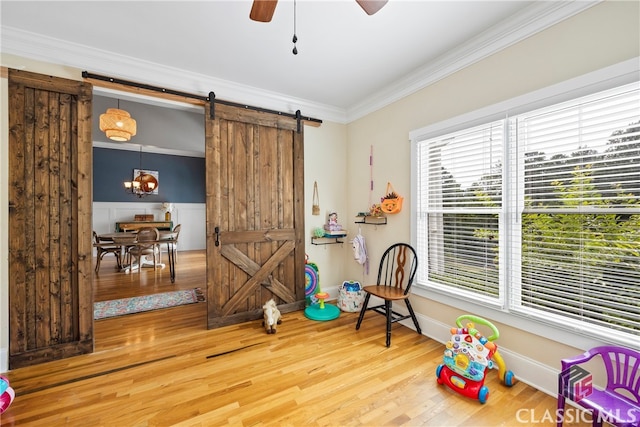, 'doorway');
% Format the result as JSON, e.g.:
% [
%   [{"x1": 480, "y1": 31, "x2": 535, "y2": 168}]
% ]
[
  {"x1": 91, "y1": 87, "x2": 309, "y2": 329},
  {"x1": 91, "y1": 90, "x2": 207, "y2": 303}
]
